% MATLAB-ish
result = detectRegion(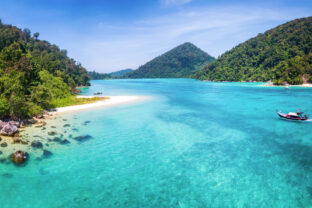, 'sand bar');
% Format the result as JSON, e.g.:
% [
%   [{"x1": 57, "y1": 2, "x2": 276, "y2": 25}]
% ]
[{"x1": 50, "y1": 95, "x2": 147, "y2": 114}]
